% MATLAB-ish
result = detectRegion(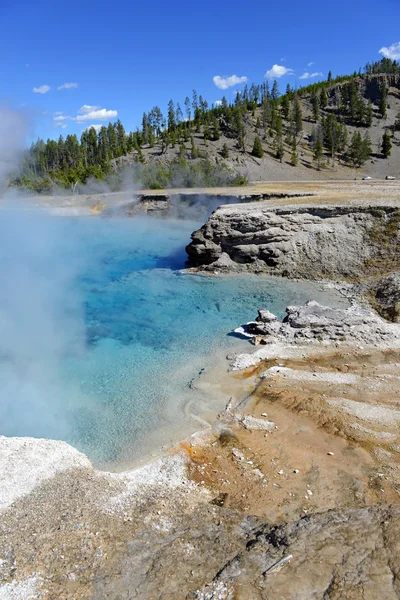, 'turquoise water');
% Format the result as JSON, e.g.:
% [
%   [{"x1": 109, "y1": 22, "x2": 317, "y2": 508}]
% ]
[{"x1": 0, "y1": 212, "x2": 347, "y2": 467}]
